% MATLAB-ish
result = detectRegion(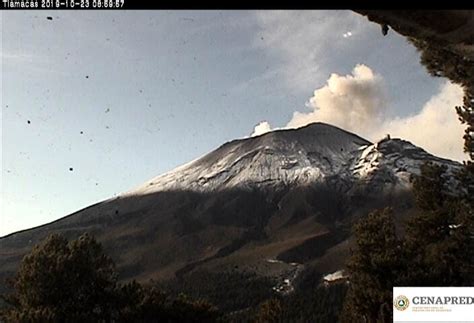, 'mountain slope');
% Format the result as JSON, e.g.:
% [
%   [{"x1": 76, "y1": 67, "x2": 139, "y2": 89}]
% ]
[
  {"x1": 123, "y1": 123, "x2": 371, "y2": 195},
  {"x1": 0, "y1": 123, "x2": 462, "y2": 294}
]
